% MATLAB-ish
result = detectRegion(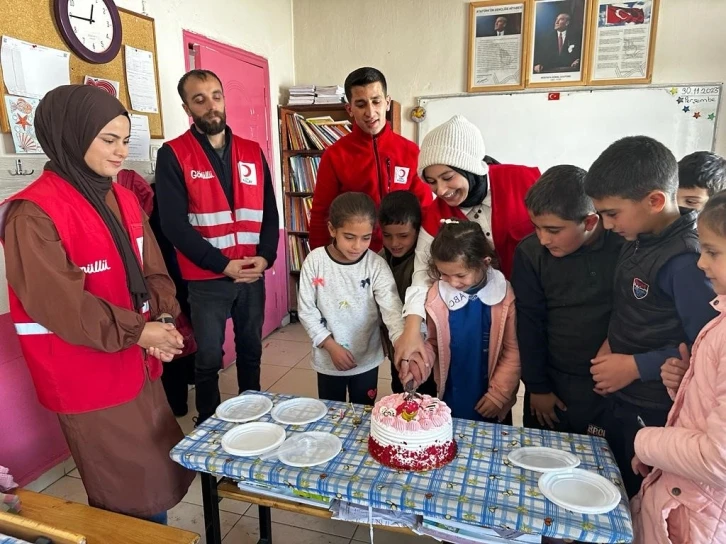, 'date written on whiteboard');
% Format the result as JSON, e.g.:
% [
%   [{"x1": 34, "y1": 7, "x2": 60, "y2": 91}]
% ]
[{"x1": 680, "y1": 87, "x2": 719, "y2": 95}]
